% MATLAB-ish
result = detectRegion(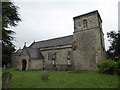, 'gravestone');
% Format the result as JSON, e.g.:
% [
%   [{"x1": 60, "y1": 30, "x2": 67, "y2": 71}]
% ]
[
  {"x1": 3, "y1": 65, "x2": 6, "y2": 70},
  {"x1": 42, "y1": 71, "x2": 48, "y2": 80},
  {"x1": 2, "y1": 72, "x2": 12, "y2": 89}
]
